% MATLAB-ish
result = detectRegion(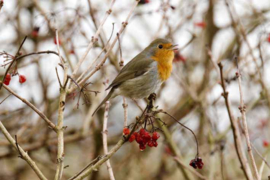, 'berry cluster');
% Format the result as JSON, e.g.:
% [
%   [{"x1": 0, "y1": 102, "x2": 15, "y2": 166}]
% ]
[
  {"x1": 3, "y1": 73, "x2": 26, "y2": 85},
  {"x1": 123, "y1": 128, "x2": 160, "y2": 151},
  {"x1": 189, "y1": 157, "x2": 204, "y2": 169}
]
